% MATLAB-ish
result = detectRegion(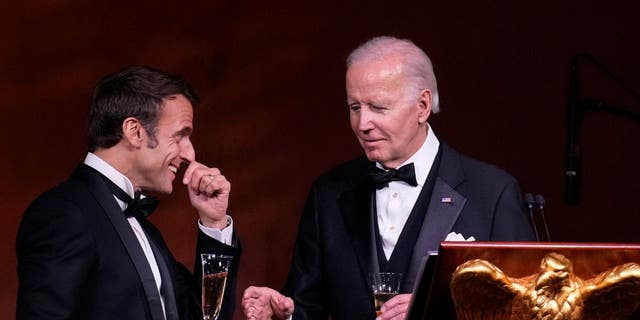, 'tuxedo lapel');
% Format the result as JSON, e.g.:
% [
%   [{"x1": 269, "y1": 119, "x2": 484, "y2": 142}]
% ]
[
  {"x1": 72, "y1": 165, "x2": 167, "y2": 320},
  {"x1": 146, "y1": 234, "x2": 179, "y2": 320},
  {"x1": 405, "y1": 145, "x2": 467, "y2": 290},
  {"x1": 338, "y1": 181, "x2": 377, "y2": 288}
]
